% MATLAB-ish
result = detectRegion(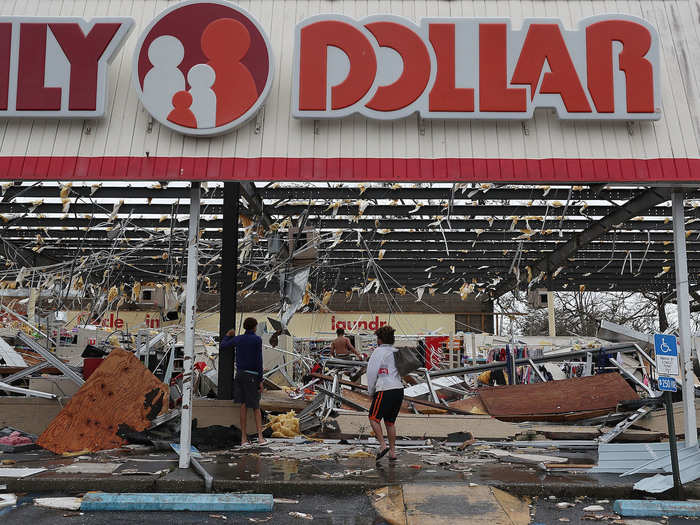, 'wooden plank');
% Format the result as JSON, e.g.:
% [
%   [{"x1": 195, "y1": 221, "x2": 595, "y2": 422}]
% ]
[
  {"x1": 334, "y1": 413, "x2": 520, "y2": 439},
  {"x1": 478, "y1": 374, "x2": 639, "y2": 420},
  {"x1": 192, "y1": 398, "x2": 257, "y2": 432},
  {"x1": 637, "y1": 402, "x2": 700, "y2": 438},
  {"x1": 37, "y1": 348, "x2": 169, "y2": 454},
  {"x1": 339, "y1": 388, "x2": 412, "y2": 414},
  {"x1": 80, "y1": 492, "x2": 273, "y2": 512},
  {"x1": 448, "y1": 397, "x2": 487, "y2": 415},
  {"x1": 0, "y1": 398, "x2": 61, "y2": 434}
]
